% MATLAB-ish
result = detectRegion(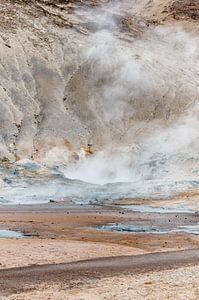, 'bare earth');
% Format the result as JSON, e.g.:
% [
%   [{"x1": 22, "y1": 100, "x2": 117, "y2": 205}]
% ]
[
  {"x1": 0, "y1": 203, "x2": 199, "y2": 299},
  {"x1": 8, "y1": 265, "x2": 198, "y2": 300},
  {"x1": 6, "y1": 266, "x2": 199, "y2": 300},
  {"x1": 0, "y1": 238, "x2": 146, "y2": 269}
]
